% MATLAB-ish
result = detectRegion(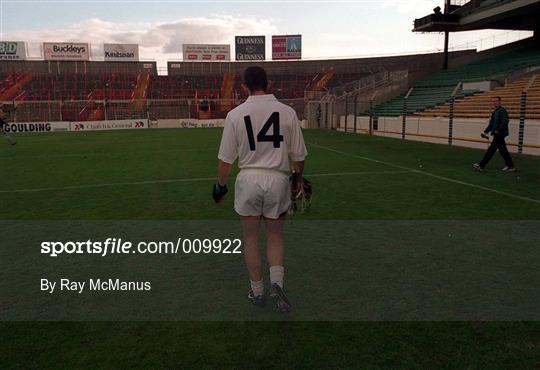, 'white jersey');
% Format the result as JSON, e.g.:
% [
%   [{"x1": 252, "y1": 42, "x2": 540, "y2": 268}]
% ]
[{"x1": 218, "y1": 94, "x2": 307, "y2": 173}]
